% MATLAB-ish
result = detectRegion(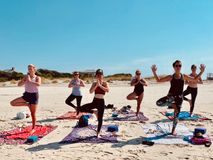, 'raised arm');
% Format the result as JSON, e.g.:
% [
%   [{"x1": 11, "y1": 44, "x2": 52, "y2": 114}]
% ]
[
  {"x1": 68, "y1": 79, "x2": 75, "y2": 88},
  {"x1": 140, "y1": 78, "x2": 148, "y2": 86},
  {"x1": 98, "y1": 81, "x2": 109, "y2": 92},
  {"x1": 18, "y1": 76, "x2": 27, "y2": 86},
  {"x1": 89, "y1": 82, "x2": 98, "y2": 94},
  {"x1": 80, "y1": 80, "x2": 85, "y2": 87},
  {"x1": 151, "y1": 65, "x2": 172, "y2": 82},
  {"x1": 130, "y1": 78, "x2": 140, "y2": 86},
  {"x1": 30, "y1": 76, "x2": 41, "y2": 86},
  {"x1": 198, "y1": 77, "x2": 203, "y2": 84},
  {"x1": 184, "y1": 64, "x2": 205, "y2": 82}
]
